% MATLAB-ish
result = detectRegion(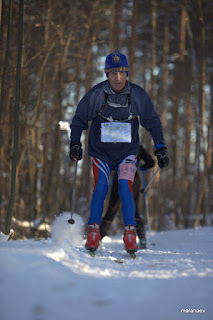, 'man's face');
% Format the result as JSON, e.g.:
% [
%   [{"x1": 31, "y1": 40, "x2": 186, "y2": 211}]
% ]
[{"x1": 108, "y1": 71, "x2": 127, "y2": 92}]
